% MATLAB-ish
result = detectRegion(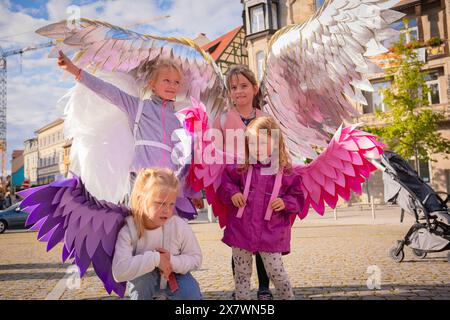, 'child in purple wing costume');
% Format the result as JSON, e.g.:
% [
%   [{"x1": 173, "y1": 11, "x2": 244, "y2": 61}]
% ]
[
  {"x1": 218, "y1": 116, "x2": 304, "y2": 300},
  {"x1": 57, "y1": 51, "x2": 204, "y2": 217}
]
